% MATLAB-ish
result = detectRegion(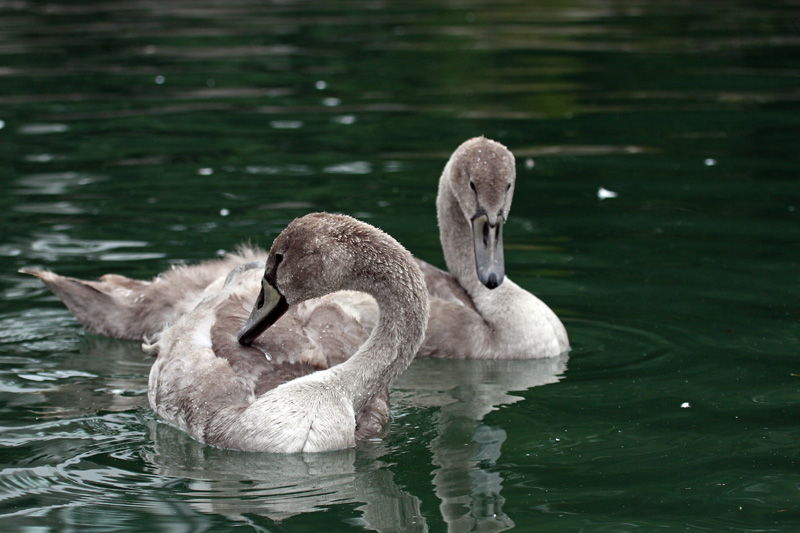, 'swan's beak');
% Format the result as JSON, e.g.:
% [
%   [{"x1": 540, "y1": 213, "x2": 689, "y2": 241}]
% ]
[
  {"x1": 237, "y1": 277, "x2": 289, "y2": 346},
  {"x1": 472, "y1": 213, "x2": 505, "y2": 289}
]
